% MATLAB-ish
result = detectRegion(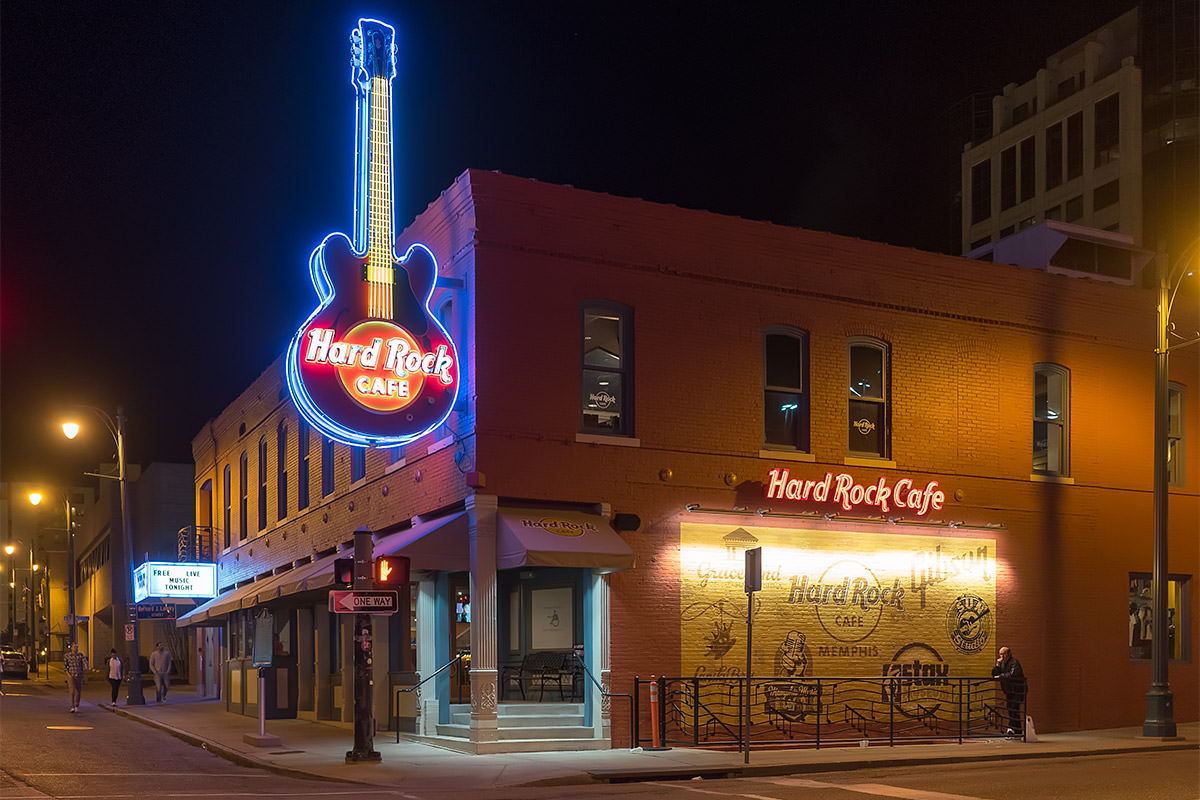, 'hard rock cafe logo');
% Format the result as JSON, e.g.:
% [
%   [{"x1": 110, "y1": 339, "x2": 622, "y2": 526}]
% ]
[
  {"x1": 589, "y1": 390, "x2": 617, "y2": 409},
  {"x1": 786, "y1": 559, "x2": 905, "y2": 643},
  {"x1": 303, "y1": 324, "x2": 455, "y2": 411},
  {"x1": 946, "y1": 593, "x2": 992, "y2": 653},
  {"x1": 852, "y1": 418, "x2": 876, "y2": 435},
  {"x1": 880, "y1": 642, "x2": 949, "y2": 716},
  {"x1": 520, "y1": 517, "x2": 596, "y2": 537}
]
